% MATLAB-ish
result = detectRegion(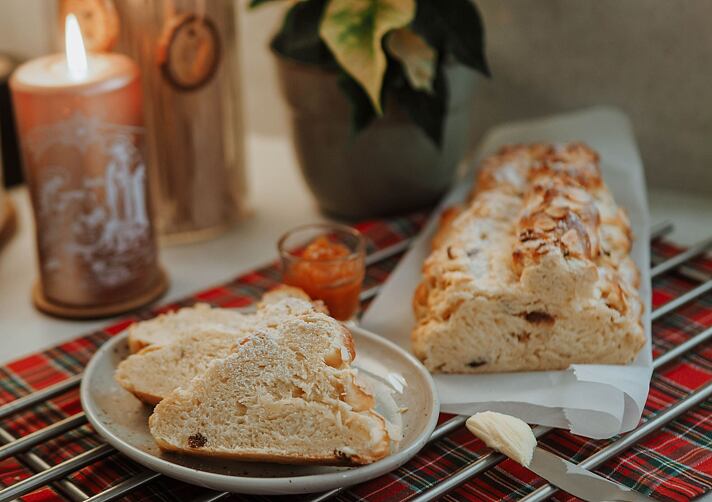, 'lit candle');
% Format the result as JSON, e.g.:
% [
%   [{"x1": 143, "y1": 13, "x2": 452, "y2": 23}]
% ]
[{"x1": 10, "y1": 15, "x2": 166, "y2": 318}]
